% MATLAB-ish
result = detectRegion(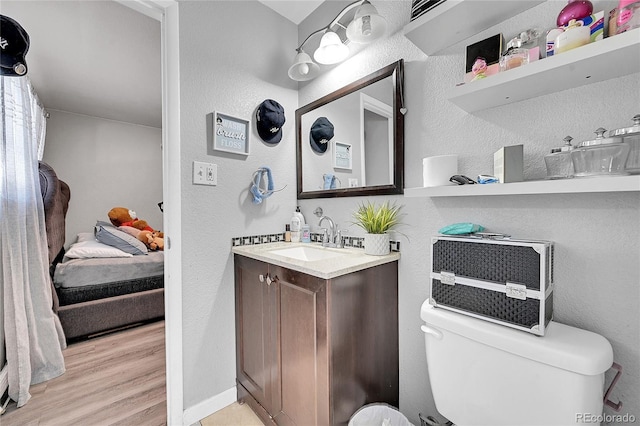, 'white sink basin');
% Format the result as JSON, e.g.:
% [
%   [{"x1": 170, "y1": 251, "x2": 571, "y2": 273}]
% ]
[{"x1": 269, "y1": 246, "x2": 344, "y2": 262}]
